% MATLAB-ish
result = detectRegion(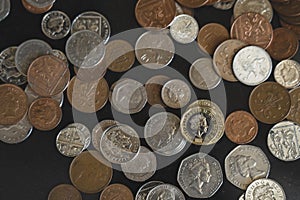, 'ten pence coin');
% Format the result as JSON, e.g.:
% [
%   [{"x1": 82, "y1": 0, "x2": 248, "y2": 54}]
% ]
[
  {"x1": 48, "y1": 184, "x2": 82, "y2": 200},
  {"x1": 100, "y1": 184, "x2": 134, "y2": 200}
]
